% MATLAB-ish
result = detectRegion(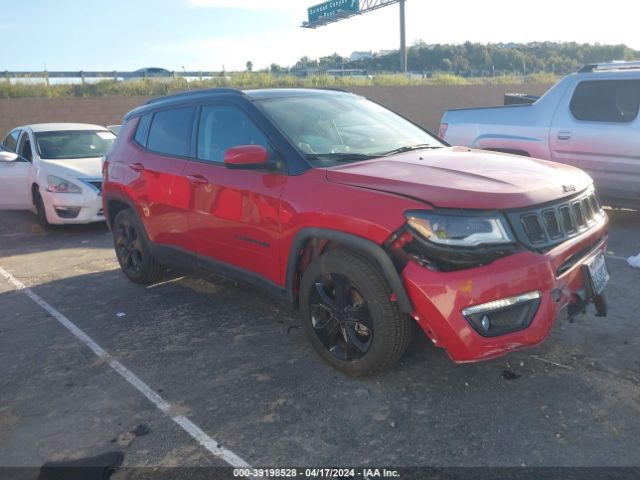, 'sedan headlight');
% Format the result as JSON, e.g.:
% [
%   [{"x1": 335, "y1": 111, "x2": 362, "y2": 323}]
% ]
[
  {"x1": 47, "y1": 175, "x2": 82, "y2": 194},
  {"x1": 406, "y1": 210, "x2": 514, "y2": 247}
]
